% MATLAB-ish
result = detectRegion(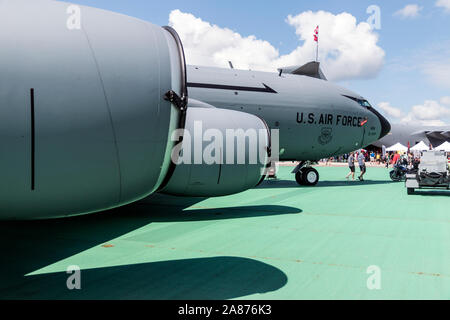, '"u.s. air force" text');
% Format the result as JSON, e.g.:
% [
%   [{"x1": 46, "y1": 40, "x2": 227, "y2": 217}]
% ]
[{"x1": 297, "y1": 112, "x2": 366, "y2": 127}]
